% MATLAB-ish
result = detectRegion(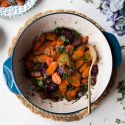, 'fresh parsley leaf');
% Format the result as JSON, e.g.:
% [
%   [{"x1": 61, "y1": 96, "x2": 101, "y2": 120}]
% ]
[
  {"x1": 76, "y1": 86, "x2": 88, "y2": 100},
  {"x1": 57, "y1": 45, "x2": 65, "y2": 53},
  {"x1": 63, "y1": 73, "x2": 70, "y2": 79},
  {"x1": 72, "y1": 30, "x2": 80, "y2": 39},
  {"x1": 81, "y1": 85, "x2": 88, "y2": 93},
  {"x1": 32, "y1": 64, "x2": 42, "y2": 72},
  {"x1": 32, "y1": 78, "x2": 44, "y2": 89},
  {"x1": 54, "y1": 27, "x2": 59, "y2": 34},
  {"x1": 59, "y1": 35, "x2": 69, "y2": 44}
]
